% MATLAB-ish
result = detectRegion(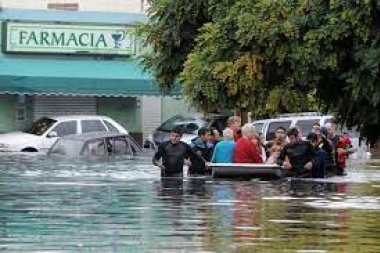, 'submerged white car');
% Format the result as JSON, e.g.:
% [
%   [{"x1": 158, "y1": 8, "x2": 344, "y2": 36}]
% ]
[{"x1": 0, "y1": 115, "x2": 128, "y2": 153}]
